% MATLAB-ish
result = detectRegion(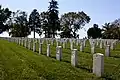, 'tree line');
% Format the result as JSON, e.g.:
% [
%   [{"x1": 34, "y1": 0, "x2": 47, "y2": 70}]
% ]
[
  {"x1": 0, "y1": 0, "x2": 90, "y2": 38},
  {"x1": 87, "y1": 20, "x2": 120, "y2": 39},
  {"x1": 1, "y1": 0, "x2": 119, "y2": 39}
]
